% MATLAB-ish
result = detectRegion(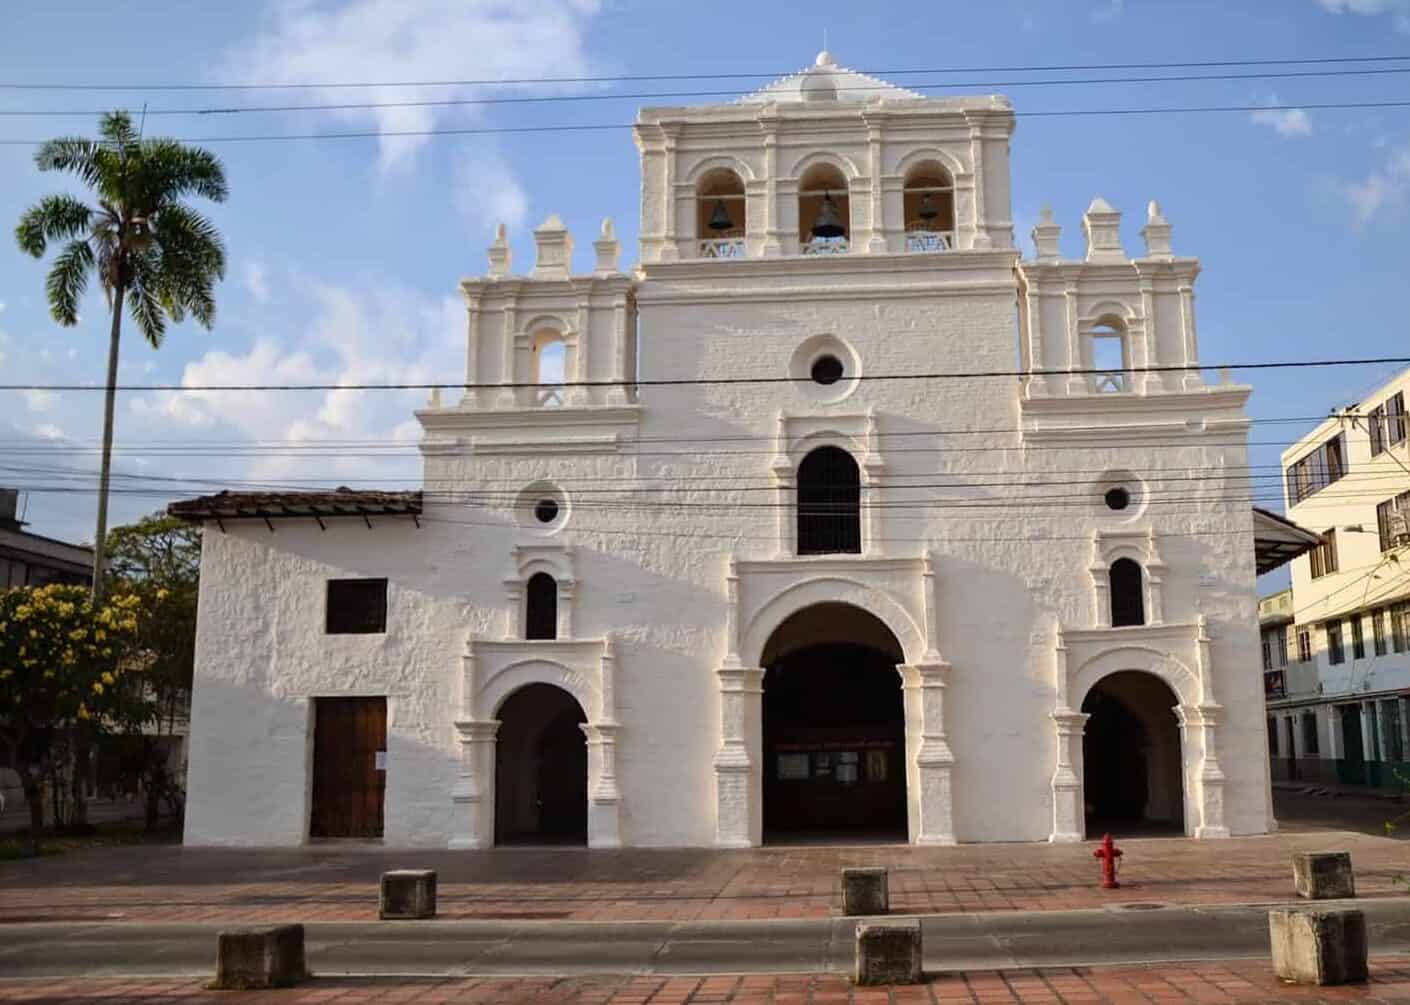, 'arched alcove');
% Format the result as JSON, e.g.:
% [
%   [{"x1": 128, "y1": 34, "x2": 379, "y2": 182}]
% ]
[
  {"x1": 1080, "y1": 670, "x2": 1184, "y2": 835},
  {"x1": 902, "y1": 161, "x2": 955, "y2": 251},
  {"x1": 494, "y1": 683, "x2": 587, "y2": 845},
  {"x1": 1109, "y1": 558, "x2": 1145, "y2": 627},
  {"x1": 696, "y1": 166, "x2": 747, "y2": 258},
  {"x1": 799, "y1": 162, "x2": 851, "y2": 254},
  {"x1": 525, "y1": 572, "x2": 558, "y2": 640},
  {"x1": 761, "y1": 602, "x2": 906, "y2": 842}
]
